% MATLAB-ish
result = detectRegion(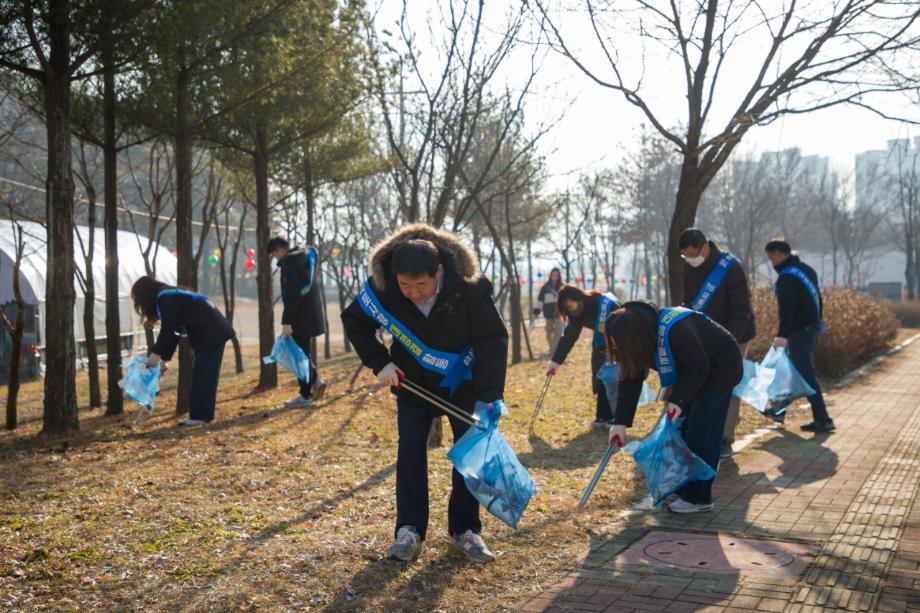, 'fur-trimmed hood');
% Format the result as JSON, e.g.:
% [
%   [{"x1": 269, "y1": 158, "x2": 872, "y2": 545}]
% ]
[{"x1": 368, "y1": 224, "x2": 480, "y2": 290}]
